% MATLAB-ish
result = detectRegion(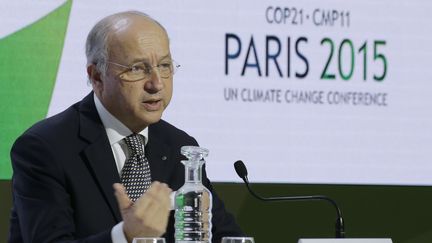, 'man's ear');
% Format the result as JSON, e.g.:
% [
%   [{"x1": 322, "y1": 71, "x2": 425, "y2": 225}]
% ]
[{"x1": 87, "y1": 64, "x2": 103, "y2": 92}]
